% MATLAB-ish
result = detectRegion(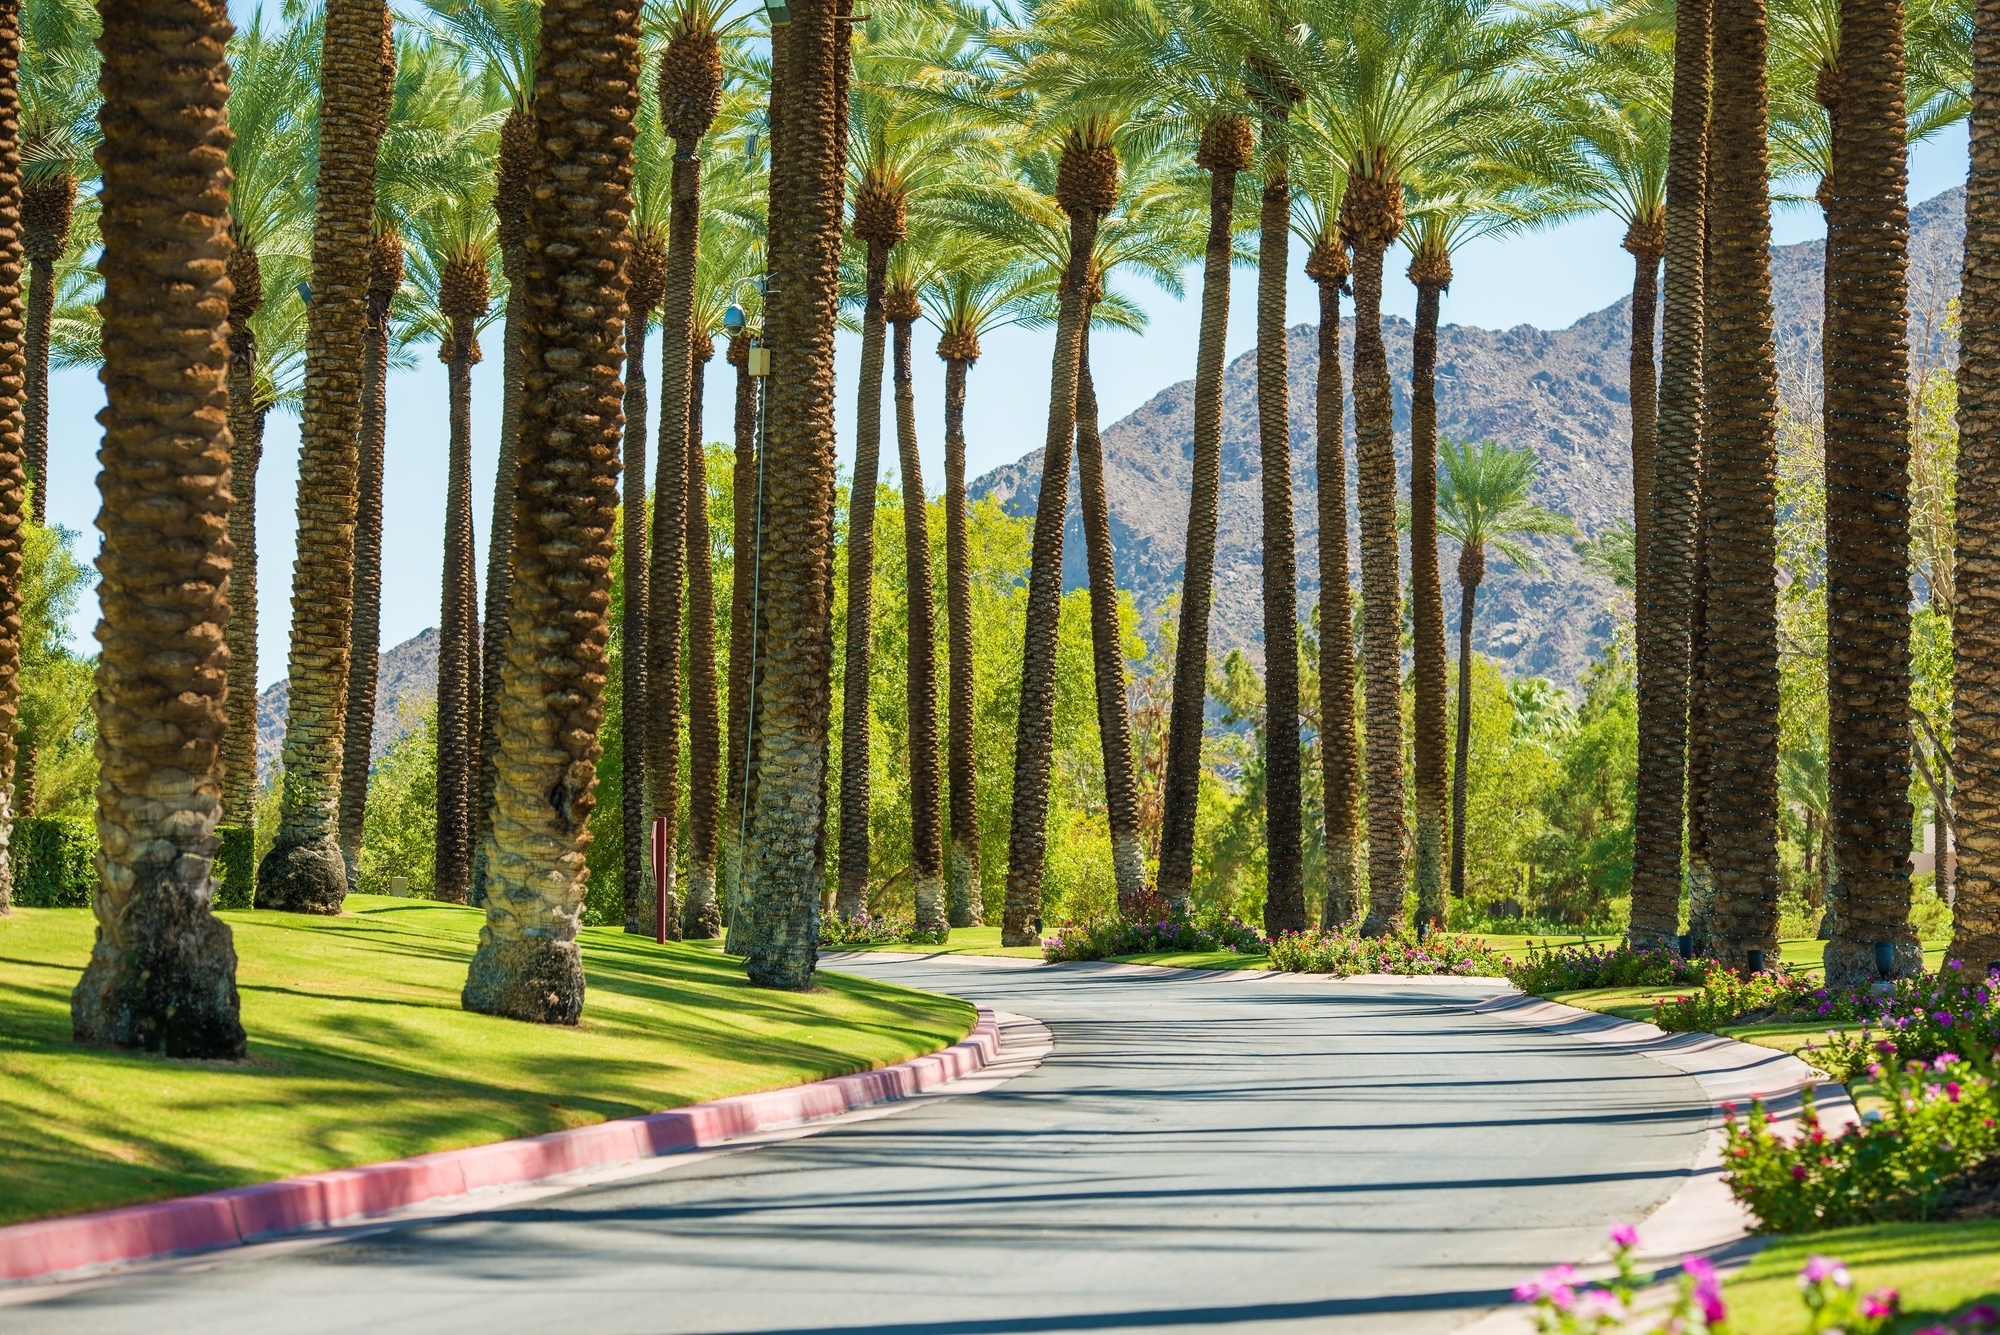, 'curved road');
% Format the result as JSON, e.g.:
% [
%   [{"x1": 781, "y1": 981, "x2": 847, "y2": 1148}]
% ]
[{"x1": 7, "y1": 956, "x2": 1711, "y2": 1334}]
